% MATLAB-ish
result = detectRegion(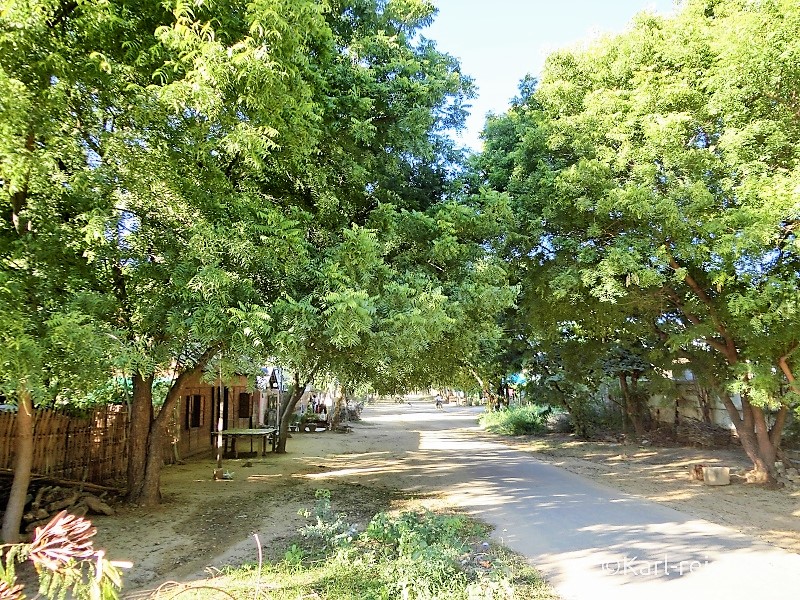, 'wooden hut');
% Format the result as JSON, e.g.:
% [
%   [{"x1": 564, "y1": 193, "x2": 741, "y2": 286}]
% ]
[{"x1": 172, "y1": 372, "x2": 265, "y2": 459}]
